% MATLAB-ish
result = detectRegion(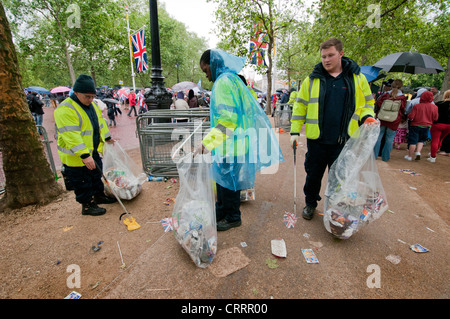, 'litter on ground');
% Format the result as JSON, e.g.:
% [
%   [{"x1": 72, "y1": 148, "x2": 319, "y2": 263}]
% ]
[
  {"x1": 283, "y1": 212, "x2": 298, "y2": 228},
  {"x1": 386, "y1": 254, "x2": 401, "y2": 264},
  {"x1": 301, "y1": 249, "x2": 319, "y2": 263},
  {"x1": 410, "y1": 244, "x2": 429, "y2": 253},
  {"x1": 271, "y1": 238, "x2": 287, "y2": 258}
]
